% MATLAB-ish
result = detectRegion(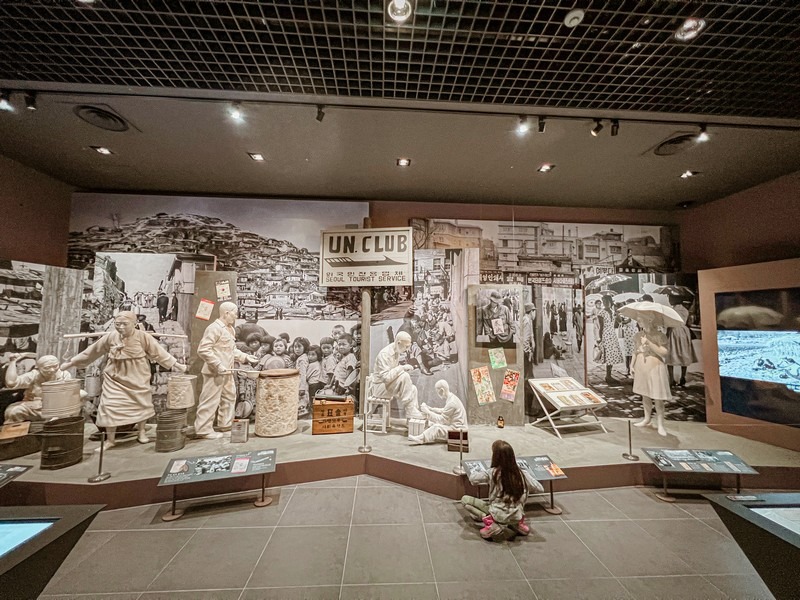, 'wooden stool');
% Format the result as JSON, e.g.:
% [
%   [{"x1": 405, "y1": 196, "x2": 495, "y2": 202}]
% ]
[{"x1": 364, "y1": 397, "x2": 391, "y2": 433}]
